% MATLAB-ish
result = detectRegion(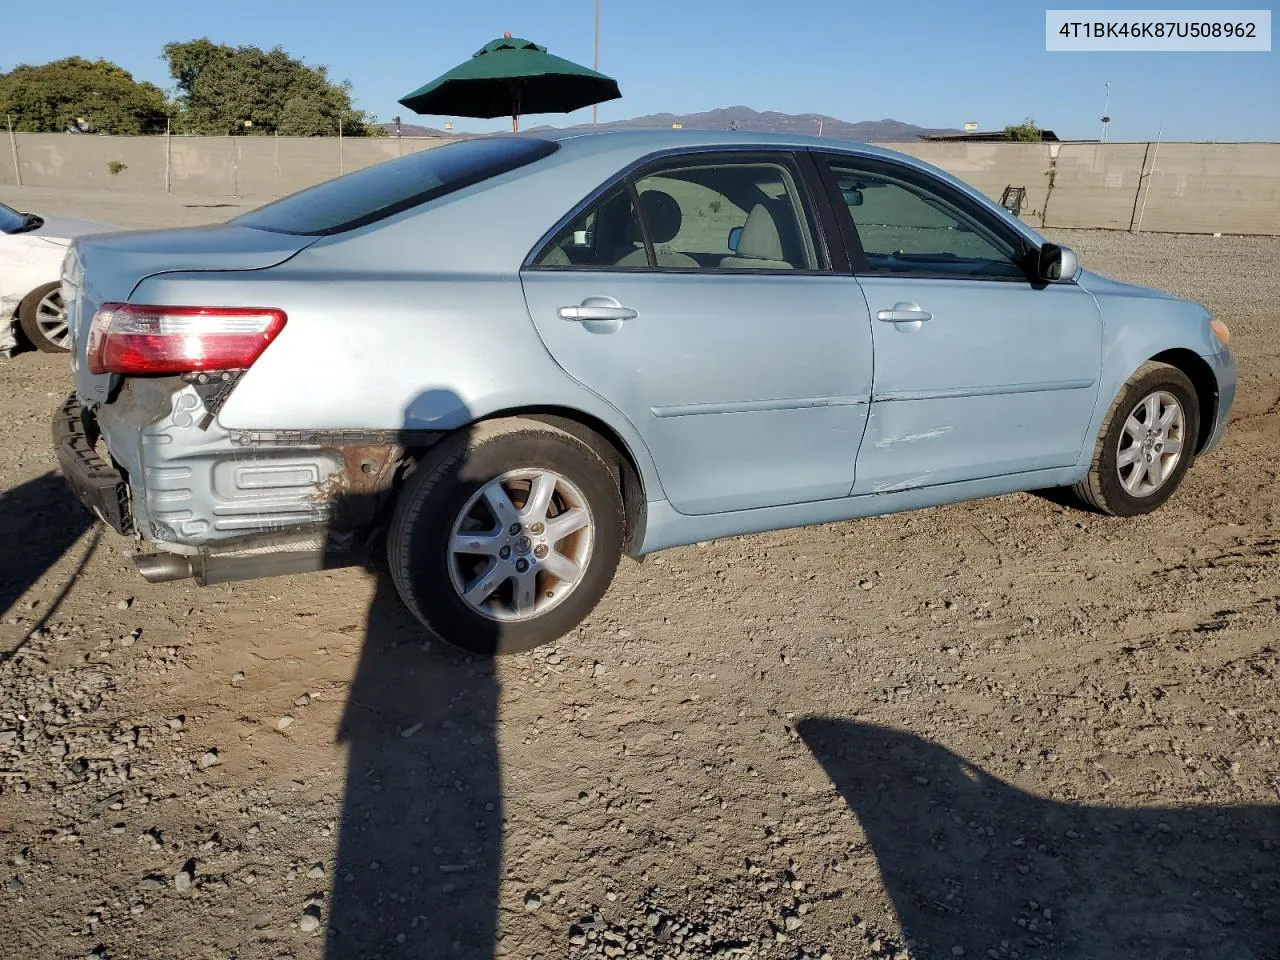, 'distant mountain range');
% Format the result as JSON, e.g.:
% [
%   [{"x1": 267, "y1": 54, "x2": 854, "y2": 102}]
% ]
[{"x1": 382, "y1": 107, "x2": 959, "y2": 141}]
